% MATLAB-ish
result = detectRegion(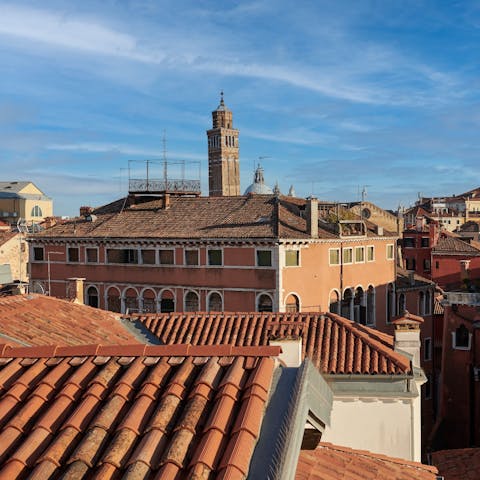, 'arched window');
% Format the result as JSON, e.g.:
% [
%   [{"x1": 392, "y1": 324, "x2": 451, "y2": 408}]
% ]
[
  {"x1": 207, "y1": 292, "x2": 223, "y2": 312},
  {"x1": 366, "y1": 286, "x2": 375, "y2": 325},
  {"x1": 124, "y1": 288, "x2": 139, "y2": 314},
  {"x1": 425, "y1": 290, "x2": 432, "y2": 315},
  {"x1": 185, "y1": 291, "x2": 199, "y2": 312},
  {"x1": 106, "y1": 287, "x2": 121, "y2": 313},
  {"x1": 354, "y1": 287, "x2": 365, "y2": 324},
  {"x1": 342, "y1": 289, "x2": 353, "y2": 320},
  {"x1": 160, "y1": 290, "x2": 175, "y2": 313},
  {"x1": 387, "y1": 283, "x2": 395, "y2": 323},
  {"x1": 397, "y1": 293, "x2": 406, "y2": 316},
  {"x1": 31, "y1": 205, "x2": 43, "y2": 217},
  {"x1": 329, "y1": 290, "x2": 340, "y2": 314},
  {"x1": 142, "y1": 289, "x2": 156, "y2": 313},
  {"x1": 86, "y1": 286, "x2": 99, "y2": 308},
  {"x1": 419, "y1": 291, "x2": 425, "y2": 316},
  {"x1": 257, "y1": 294, "x2": 273, "y2": 312},
  {"x1": 285, "y1": 293, "x2": 300, "y2": 313}
]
